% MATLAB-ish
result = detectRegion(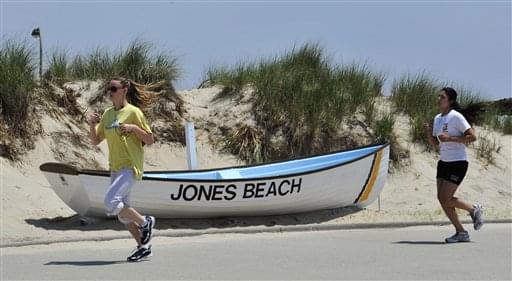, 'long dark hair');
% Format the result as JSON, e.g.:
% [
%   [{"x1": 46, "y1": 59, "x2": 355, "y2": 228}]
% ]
[{"x1": 441, "y1": 87, "x2": 474, "y2": 124}]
